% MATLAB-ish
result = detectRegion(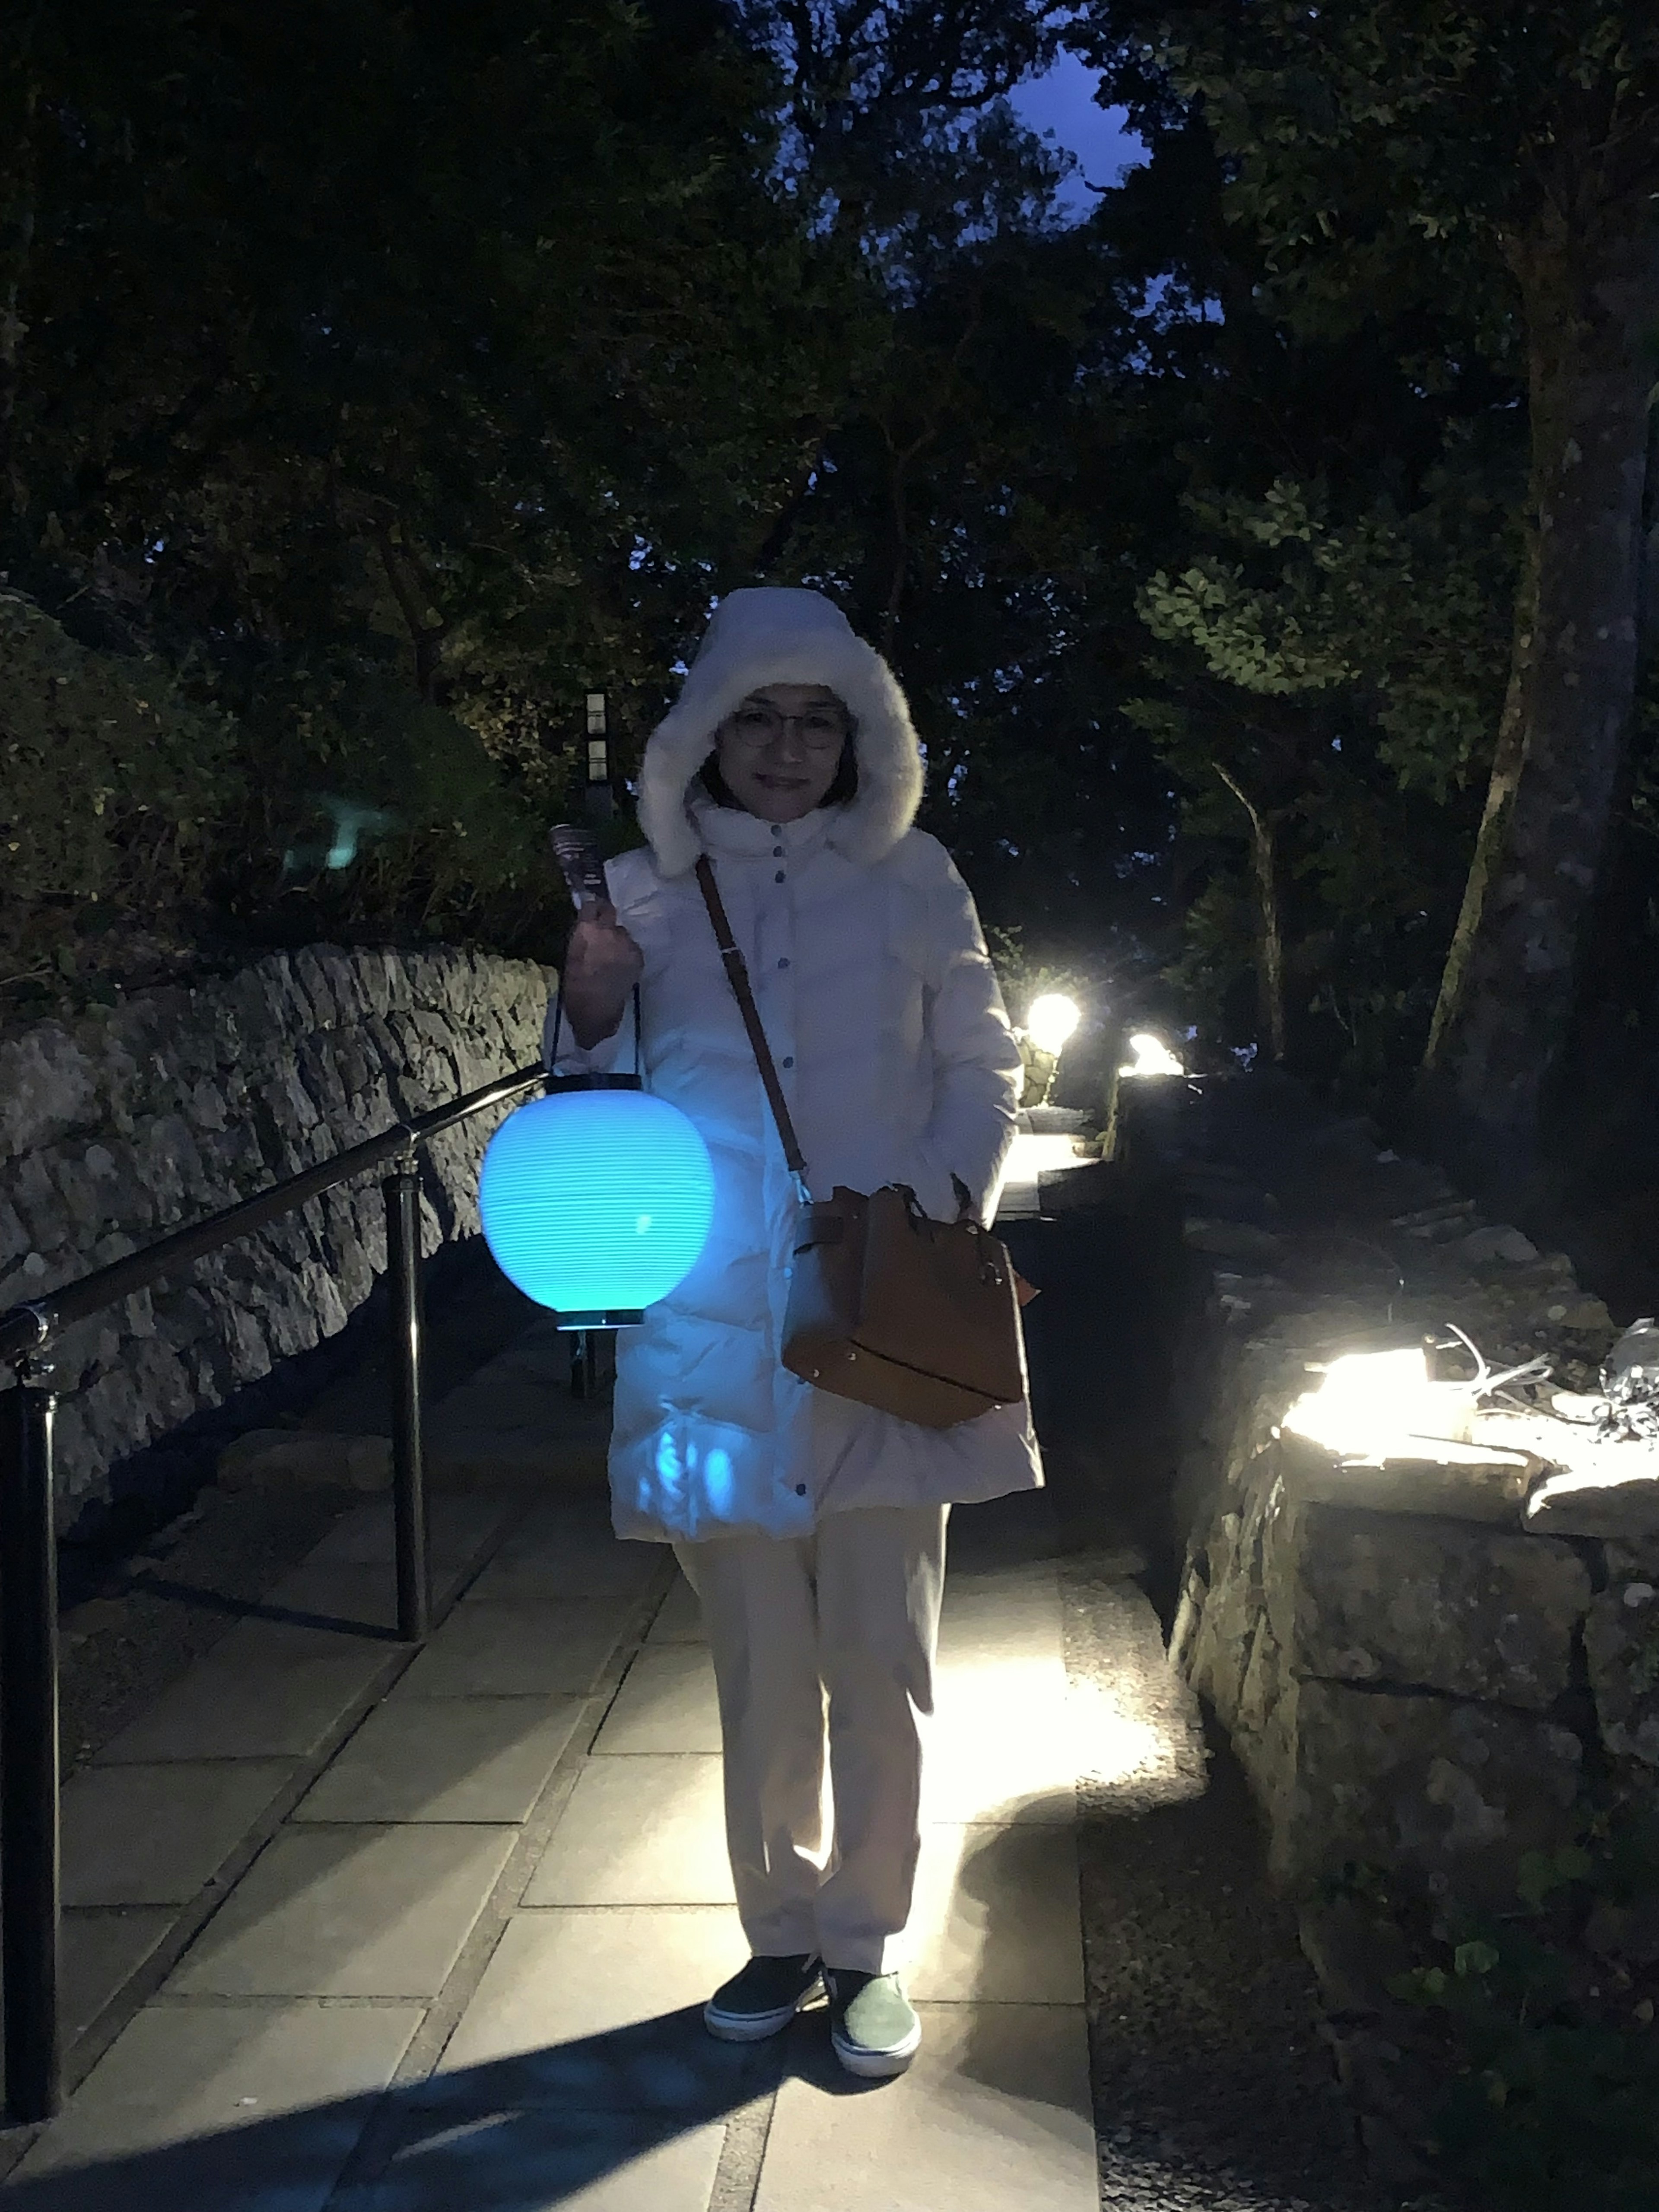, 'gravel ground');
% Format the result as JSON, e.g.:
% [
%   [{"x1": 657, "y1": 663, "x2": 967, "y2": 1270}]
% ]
[
  {"x1": 1017, "y1": 1192, "x2": 1430, "y2": 2212},
  {"x1": 1063, "y1": 1558, "x2": 1406, "y2": 2212}
]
